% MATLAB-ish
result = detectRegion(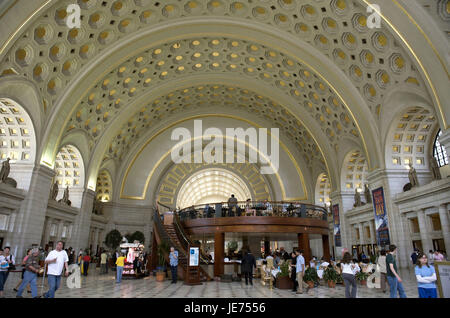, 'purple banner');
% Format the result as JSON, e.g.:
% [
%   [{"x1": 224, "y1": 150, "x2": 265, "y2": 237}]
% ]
[
  {"x1": 372, "y1": 187, "x2": 390, "y2": 247},
  {"x1": 332, "y1": 204, "x2": 341, "y2": 247}
]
